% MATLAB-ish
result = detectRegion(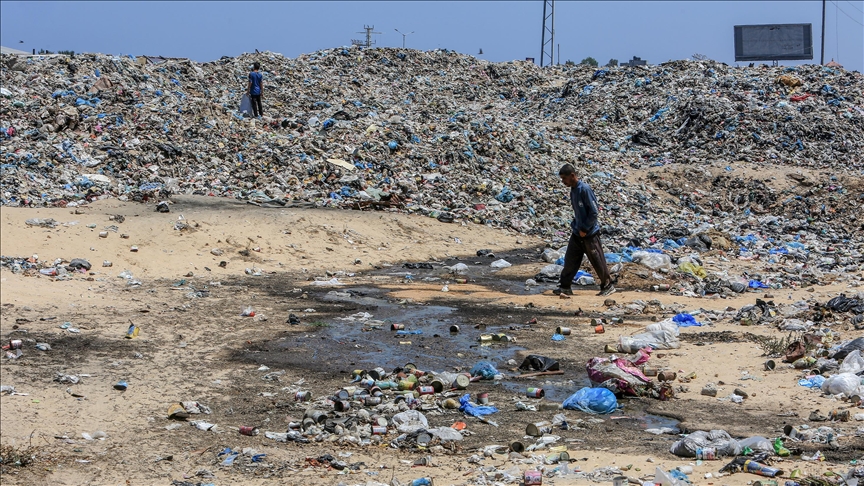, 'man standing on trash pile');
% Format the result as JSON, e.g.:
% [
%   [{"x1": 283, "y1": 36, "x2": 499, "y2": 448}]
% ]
[
  {"x1": 248, "y1": 62, "x2": 264, "y2": 118},
  {"x1": 553, "y1": 163, "x2": 616, "y2": 297}
]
